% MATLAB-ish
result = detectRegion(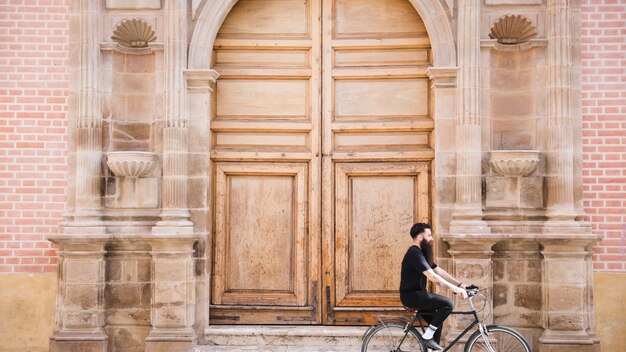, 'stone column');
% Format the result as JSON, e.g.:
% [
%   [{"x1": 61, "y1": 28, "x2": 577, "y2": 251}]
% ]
[
  {"x1": 450, "y1": 0, "x2": 489, "y2": 234},
  {"x1": 544, "y1": 0, "x2": 576, "y2": 225},
  {"x1": 538, "y1": 238, "x2": 599, "y2": 352},
  {"x1": 427, "y1": 67, "x2": 458, "y2": 236},
  {"x1": 441, "y1": 236, "x2": 496, "y2": 350},
  {"x1": 184, "y1": 69, "x2": 219, "y2": 332},
  {"x1": 154, "y1": 0, "x2": 193, "y2": 234},
  {"x1": 66, "y1": 0, "x2": 104, "y2": 230},
  {"x1": 145, "y1": 237, "x2": 199, "y2": 352},
  {"x1": 49, "y1": 238, "x2": 108, "y2": 352}
]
